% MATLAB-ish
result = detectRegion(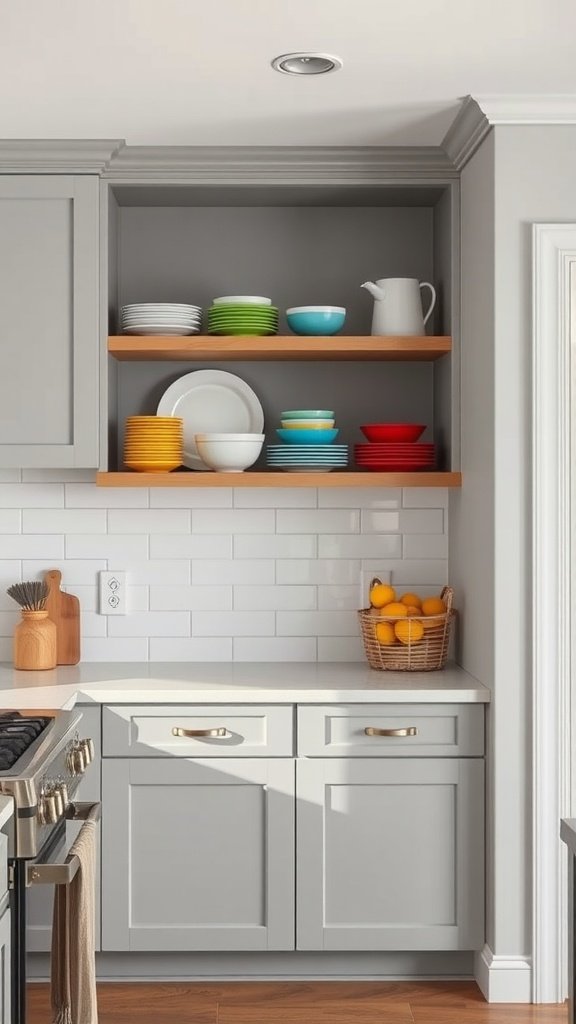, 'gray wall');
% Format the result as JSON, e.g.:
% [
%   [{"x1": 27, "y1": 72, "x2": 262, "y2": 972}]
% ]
[{"x1": 451, "y1": 124, "x2": 576, "y2": 962}]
